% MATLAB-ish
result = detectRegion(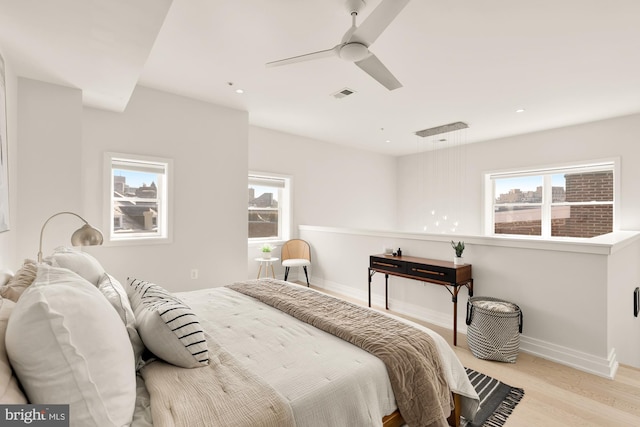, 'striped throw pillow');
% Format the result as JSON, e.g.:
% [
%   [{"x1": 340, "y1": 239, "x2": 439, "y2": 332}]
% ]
[{"x1": 126, "y1": 278, "x2": 208, "y2": 368}]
